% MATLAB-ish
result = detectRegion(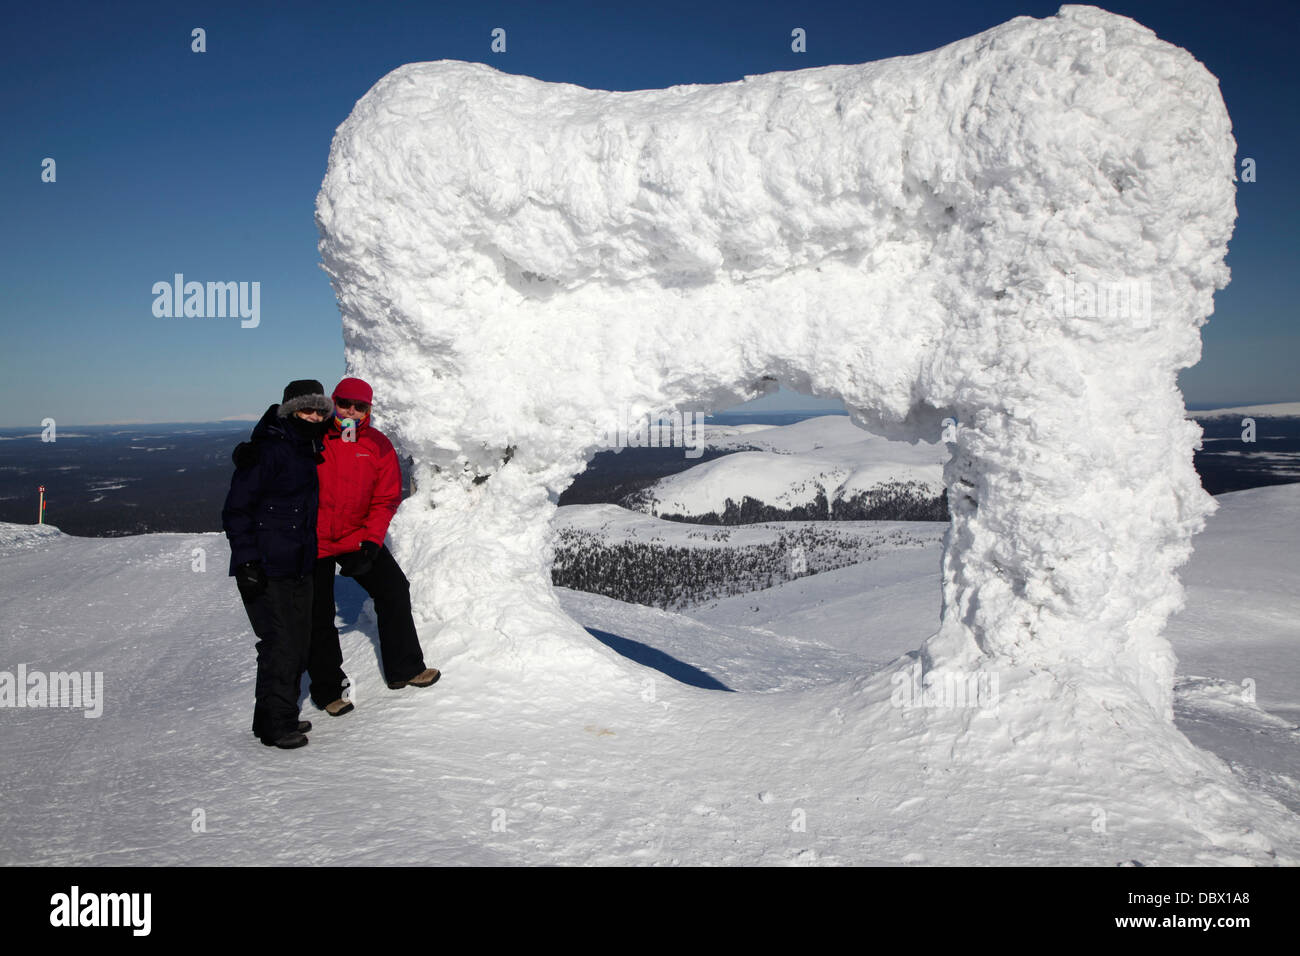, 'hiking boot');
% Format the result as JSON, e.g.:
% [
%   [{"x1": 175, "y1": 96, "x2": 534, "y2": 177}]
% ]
[
  {"x1": 324, "y1": 699, "x2": 354, "y2": 717},
  {"x1": 388, "y1": 667, "x2": 440, "y2": 690}
]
